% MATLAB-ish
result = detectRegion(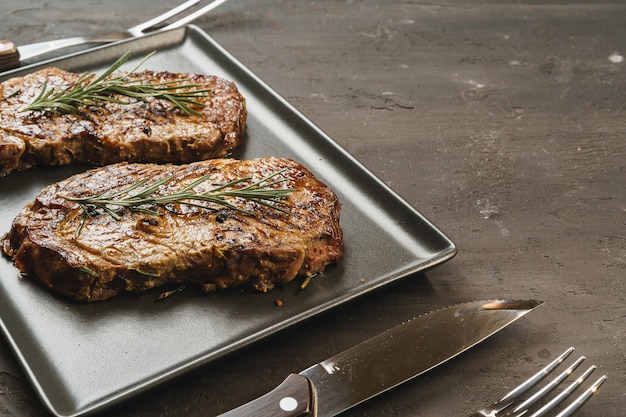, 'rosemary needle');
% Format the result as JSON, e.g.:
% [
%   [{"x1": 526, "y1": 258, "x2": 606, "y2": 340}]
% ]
[
  {"x1": 60, "y1": 169, "x2": 294, "y2": 237},
  {"x1": 21, "y1": 51, "x2": 211, "y2": 115}
]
